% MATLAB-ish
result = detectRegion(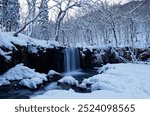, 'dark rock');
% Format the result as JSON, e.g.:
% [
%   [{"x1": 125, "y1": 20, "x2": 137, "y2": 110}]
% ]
[
  {"x1": 47, "y1": 75, "x2": 62, "y2": 82},
  {"x1": 140, "y1": 49, "x2": 150, "y2": 61},
  {"x1": 80, "y1": 48, "x2": 94, "y2": 69},
  {"x1": 0, "y1": 43, "x2": 64, "y2": 74},
  {"x1": 57, "y1": 82, "x2": 72, "y2": 90},
  {"x1": 57, "y1": 81, "x2": 91, "y2": 93}
]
